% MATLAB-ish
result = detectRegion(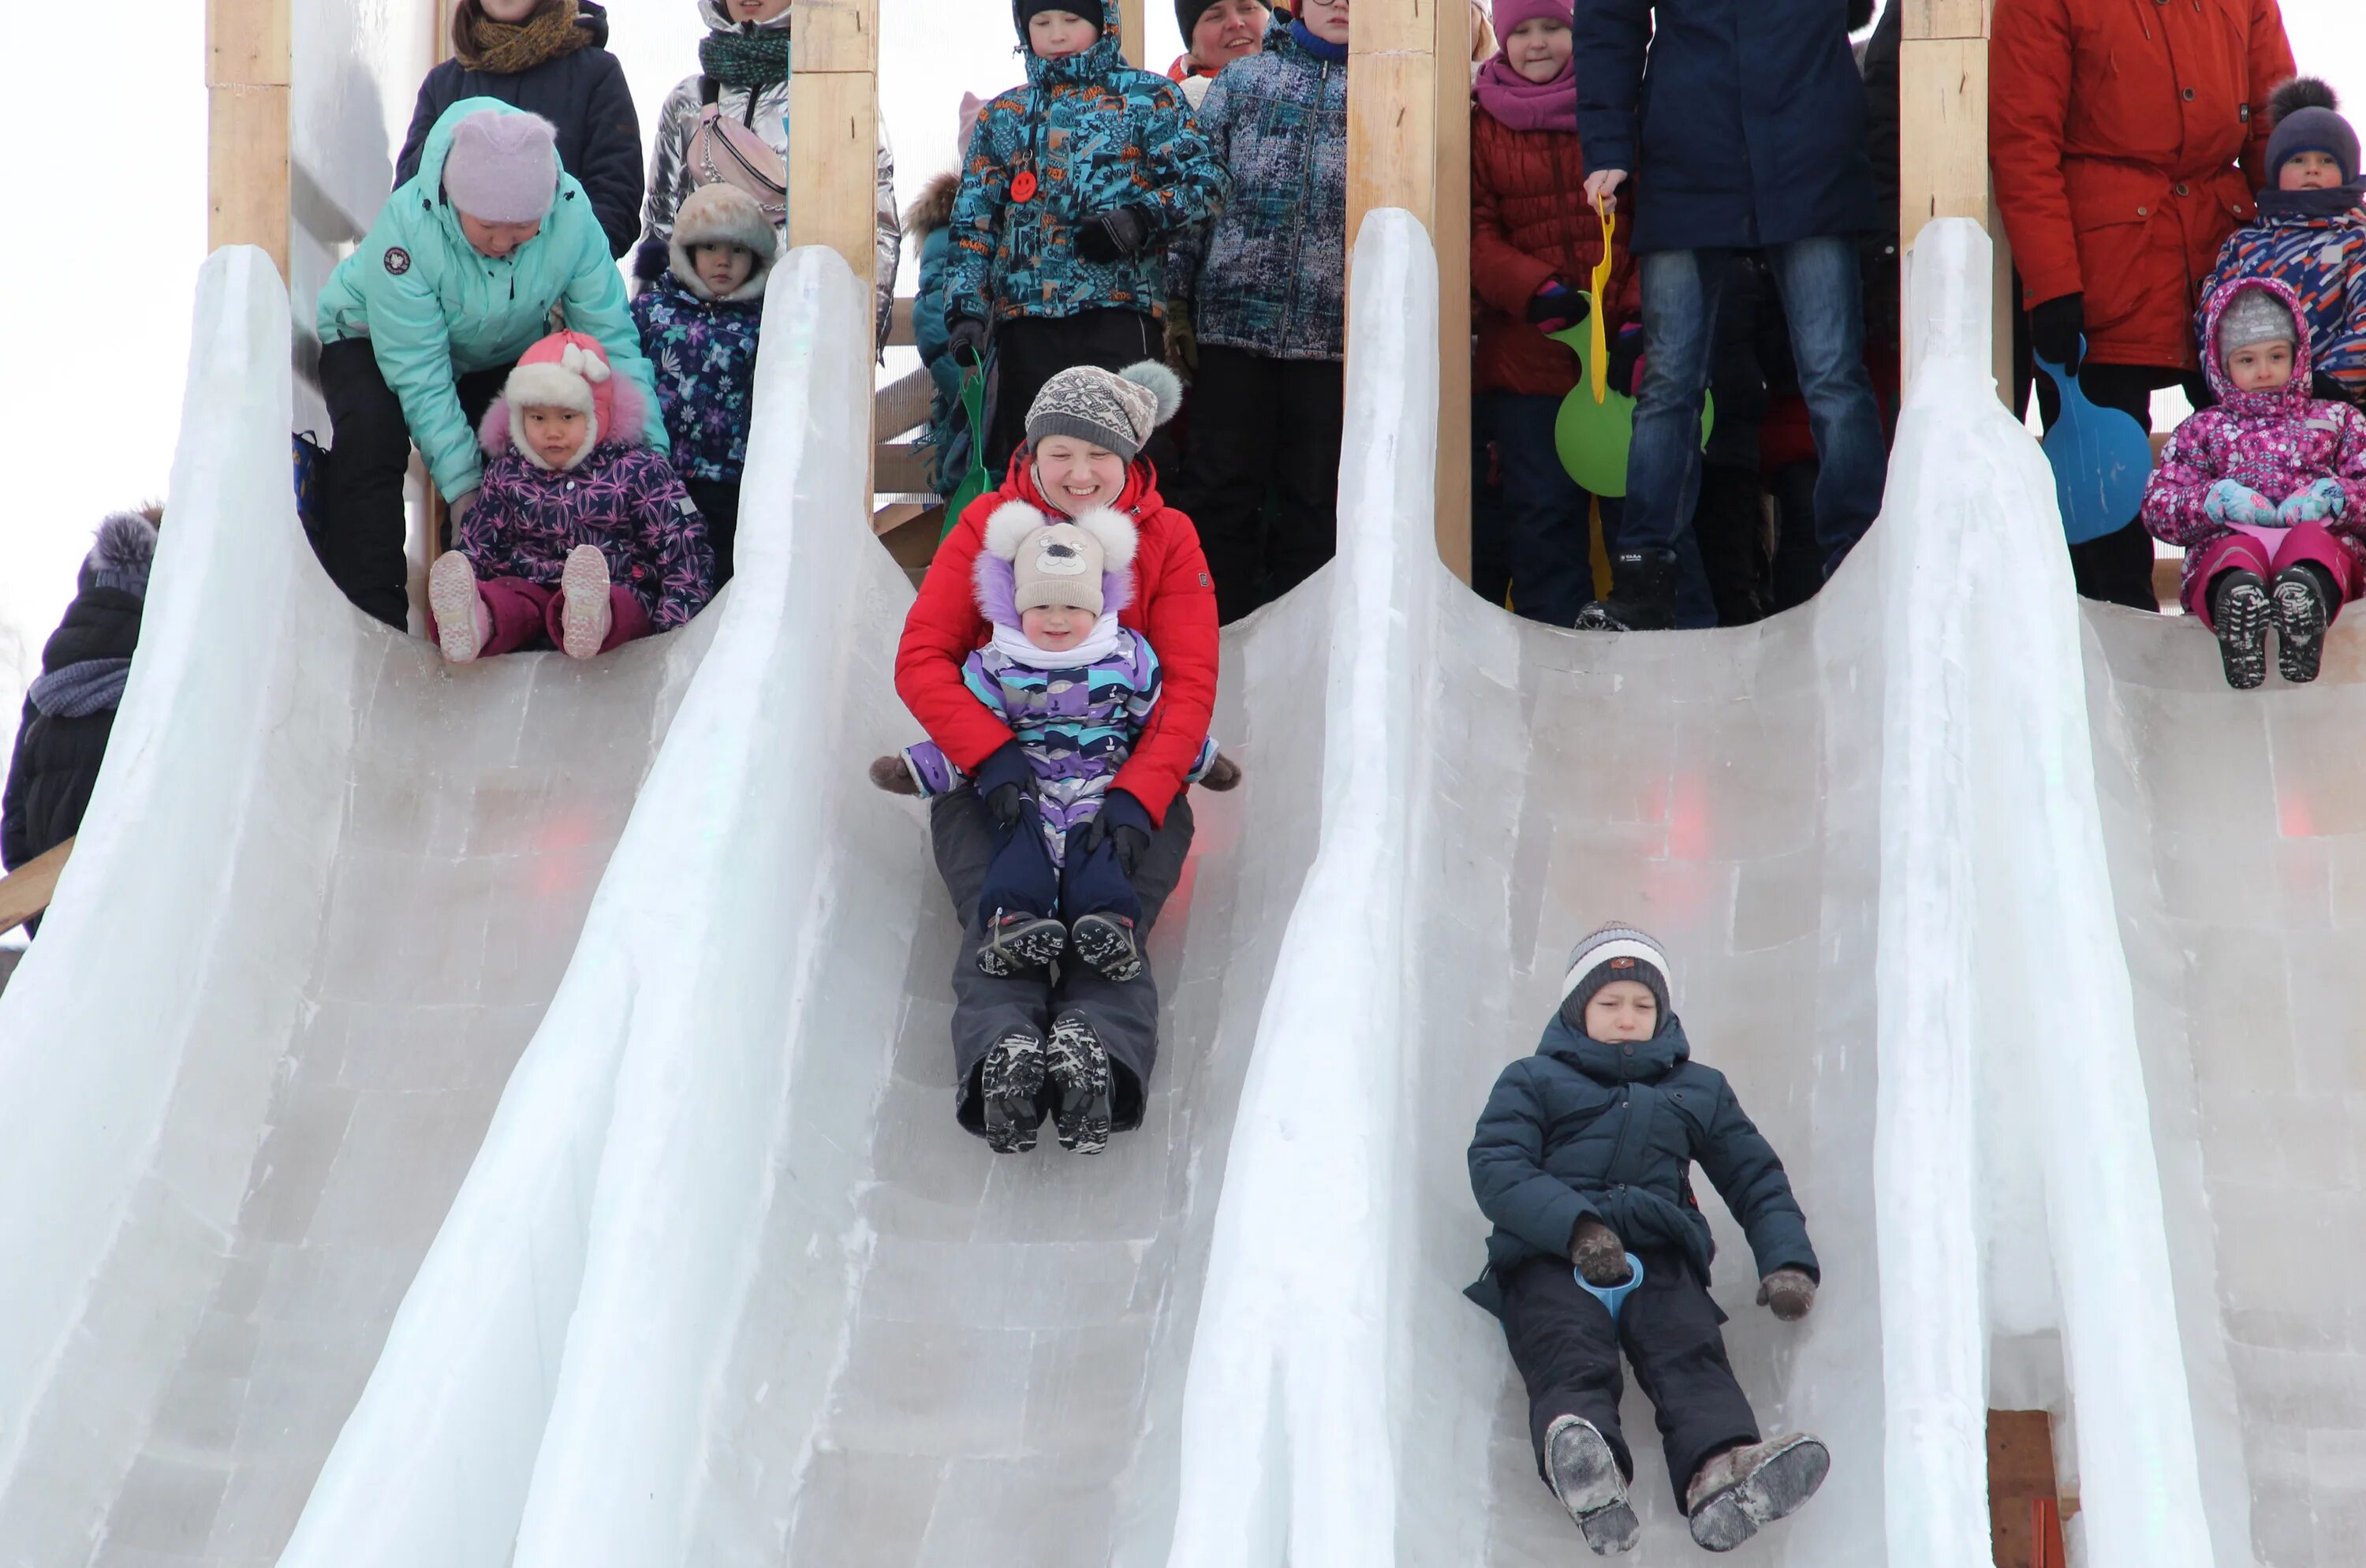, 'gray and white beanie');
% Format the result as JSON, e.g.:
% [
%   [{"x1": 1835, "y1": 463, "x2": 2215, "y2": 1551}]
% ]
[
  {"x1": 2219, "y1": 287, "x2": 2298, "y2": 360},
  {"x1": 1025, "y1": 360, "x2": 1184, "y2": 462},
  {"x1": 1559, "y1": 923, "x2": 1673, "y2": 1018}
]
